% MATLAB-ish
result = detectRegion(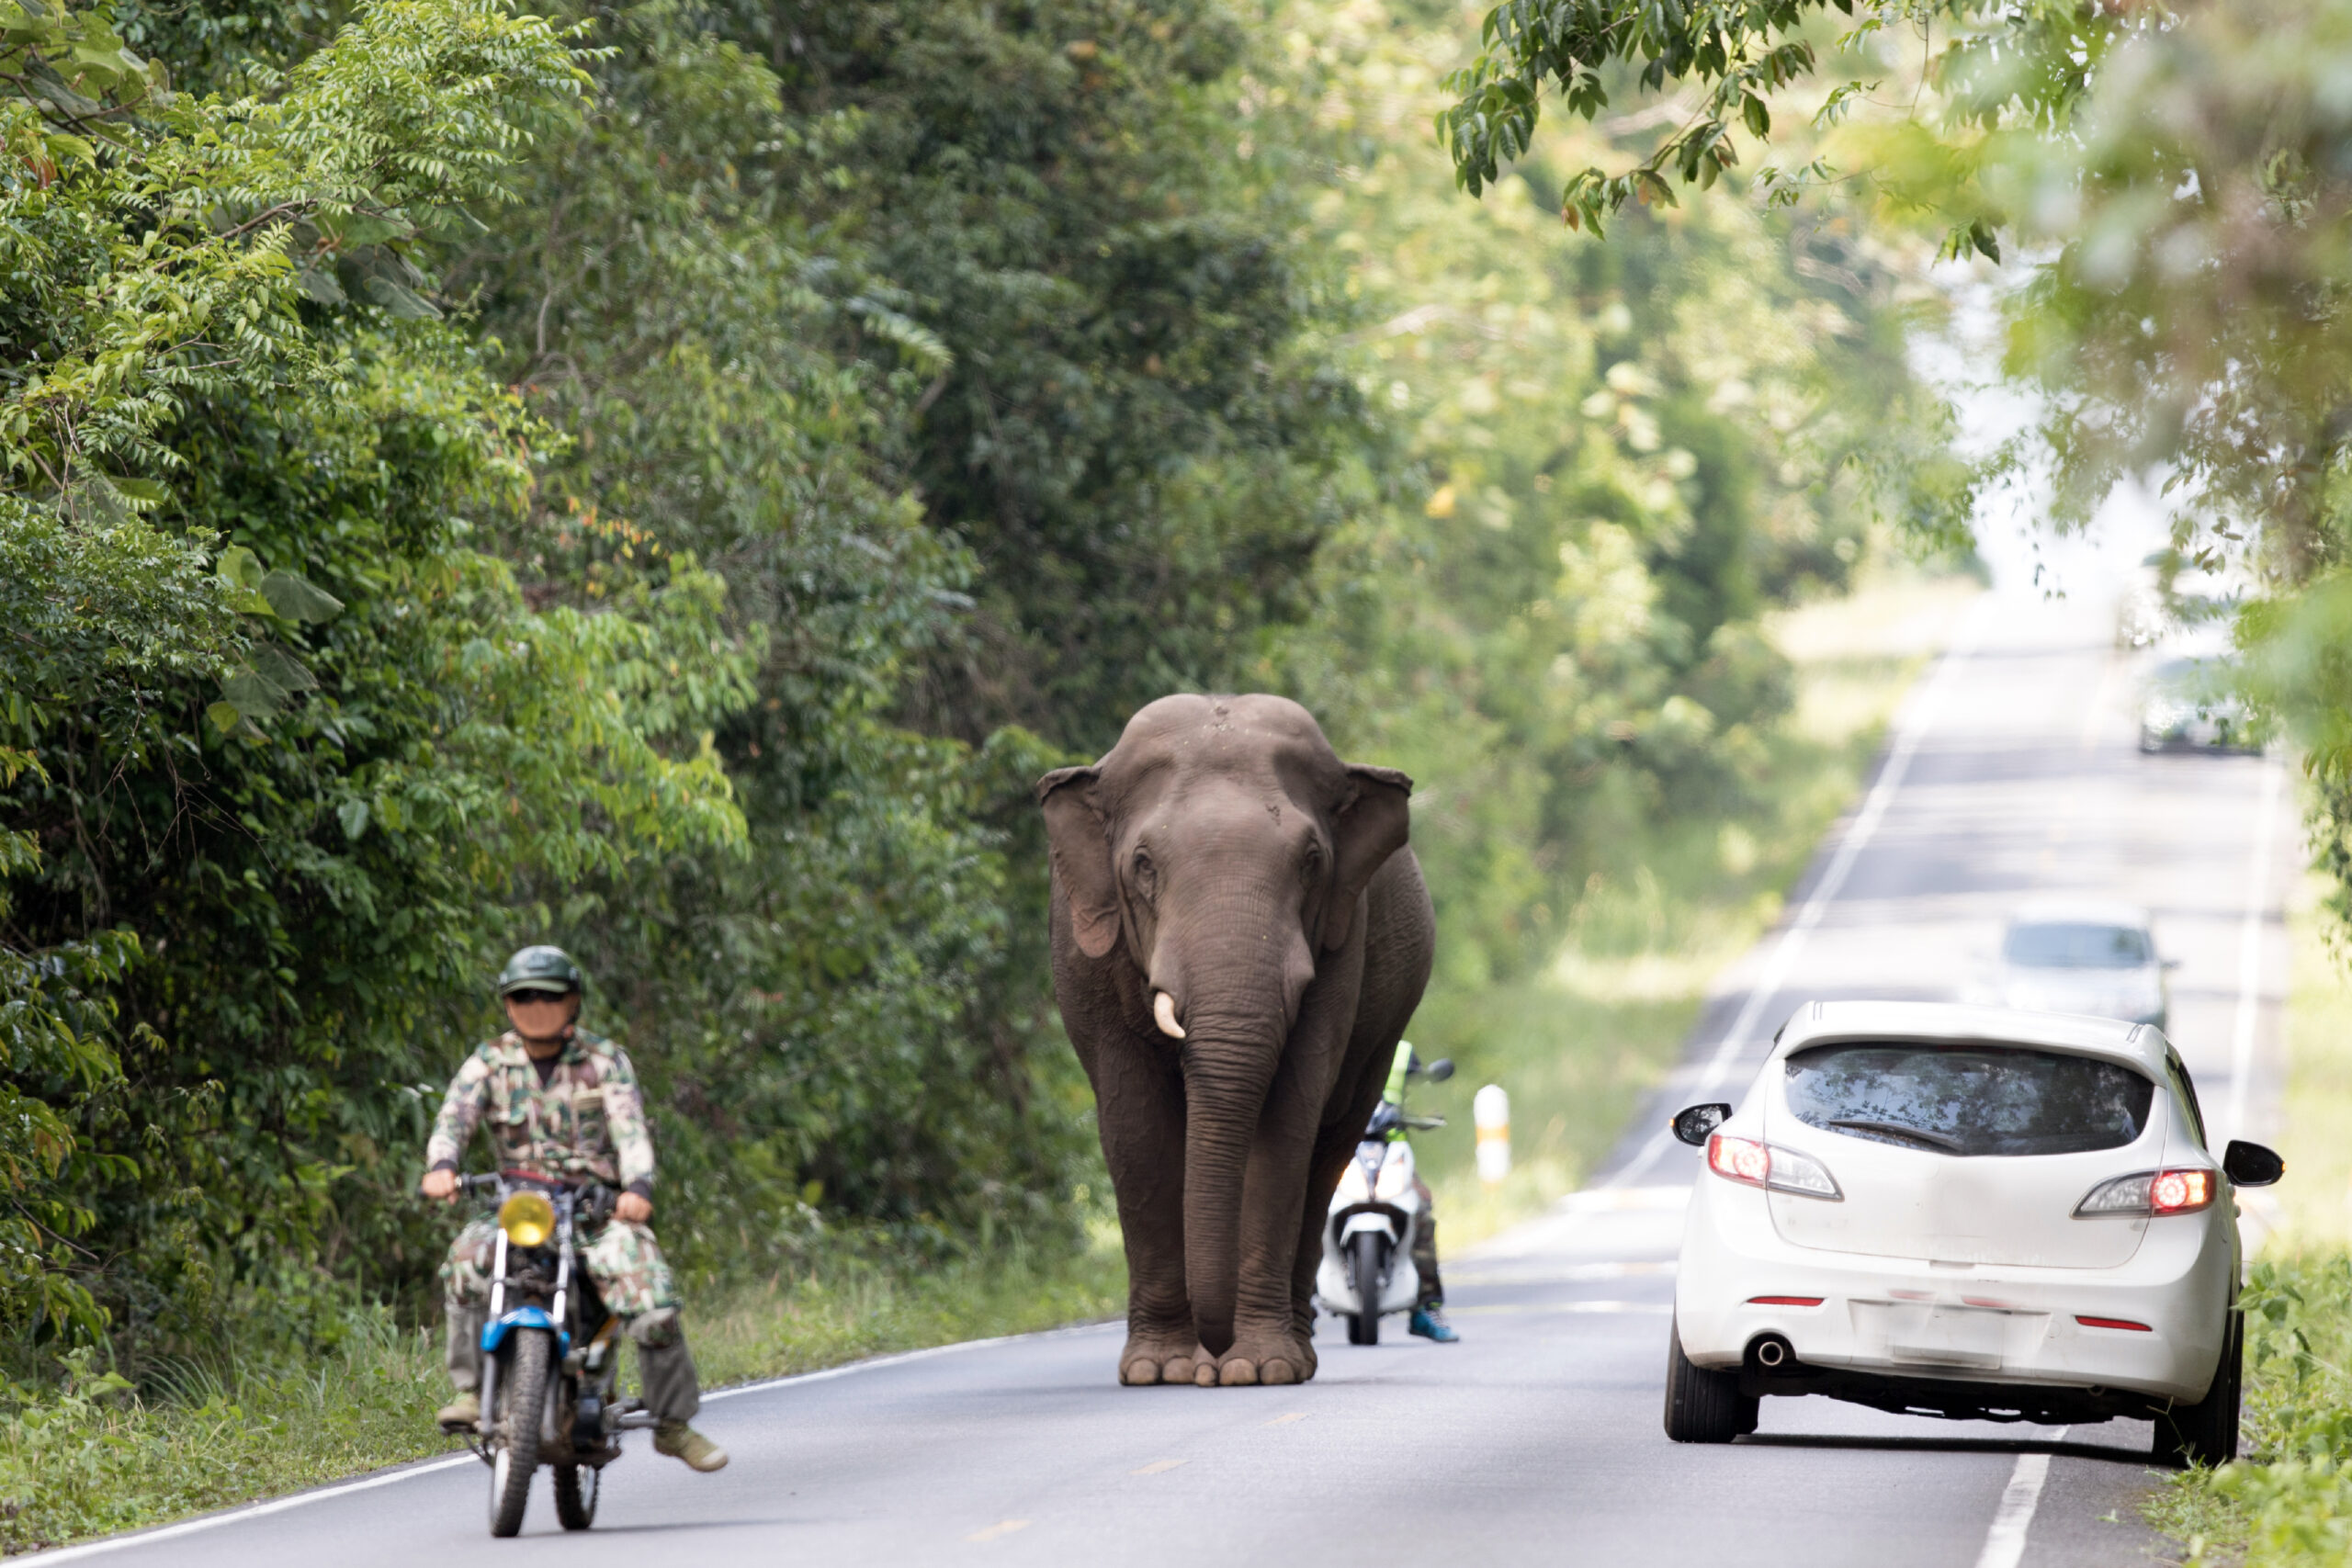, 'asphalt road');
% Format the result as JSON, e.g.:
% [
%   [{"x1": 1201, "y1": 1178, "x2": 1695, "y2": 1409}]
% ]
[{"x1": 49, "y1": 583, "x2": 2285, "y2": 1567}]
